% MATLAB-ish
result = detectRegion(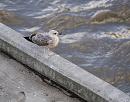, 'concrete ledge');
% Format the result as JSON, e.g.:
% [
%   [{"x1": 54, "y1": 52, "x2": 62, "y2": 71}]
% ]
[{"x1": 0, "y1": 23, "x2": 130, "y2": 102}]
